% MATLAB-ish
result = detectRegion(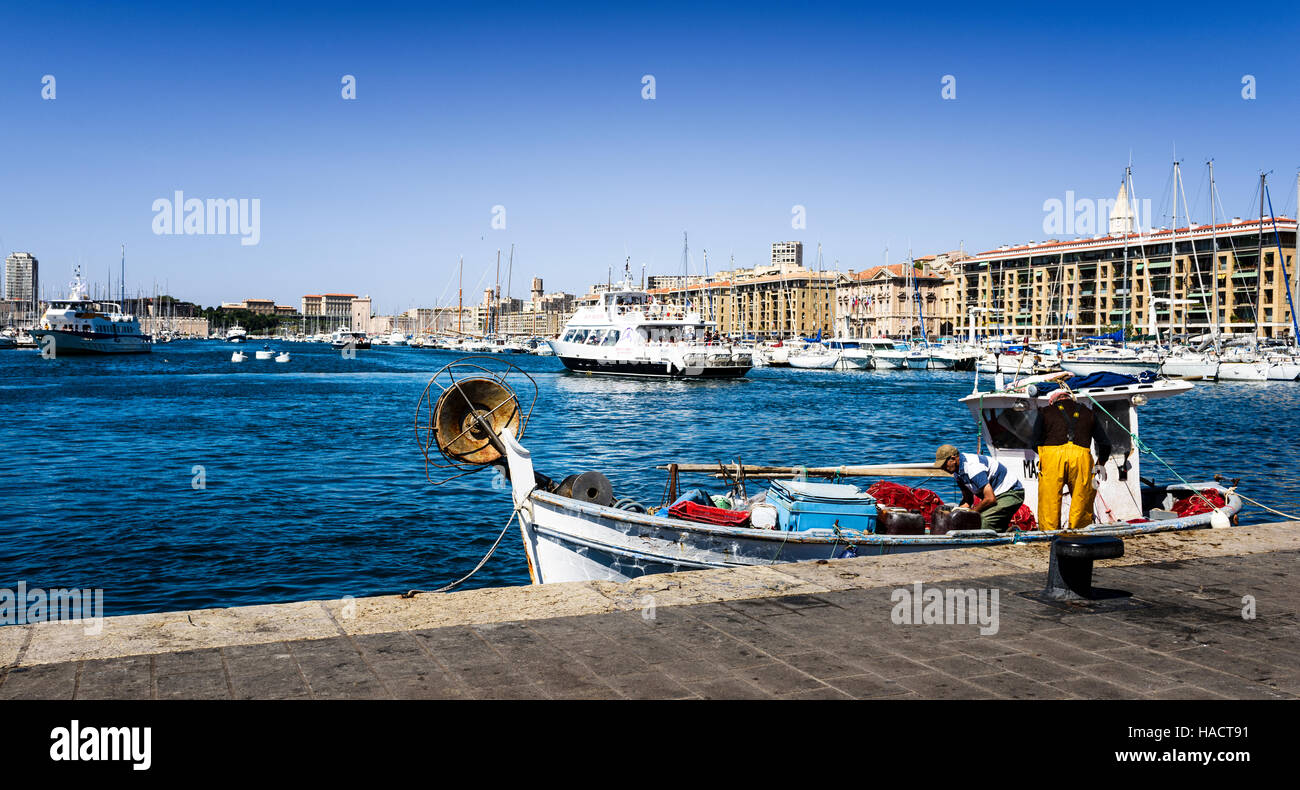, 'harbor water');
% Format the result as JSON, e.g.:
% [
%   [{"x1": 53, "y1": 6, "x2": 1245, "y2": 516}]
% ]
[{"x1": 3, "y1": 342, "x2": 1298, "y2": 617}]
